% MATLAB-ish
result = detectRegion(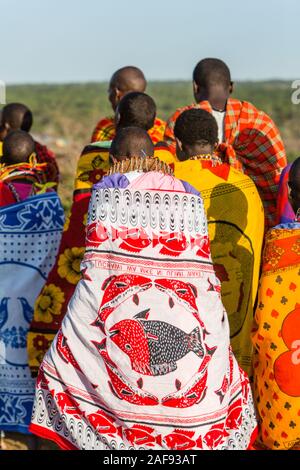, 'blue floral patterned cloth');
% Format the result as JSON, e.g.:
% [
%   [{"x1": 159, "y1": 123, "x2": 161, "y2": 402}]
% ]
[{"x1": 0, "y1": 192, "x2": 64, "y2": 433}]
